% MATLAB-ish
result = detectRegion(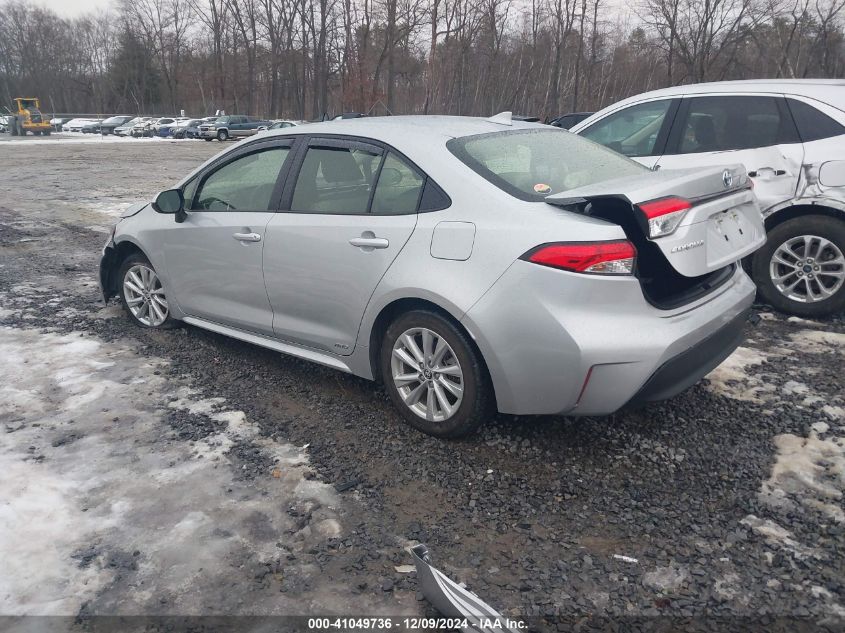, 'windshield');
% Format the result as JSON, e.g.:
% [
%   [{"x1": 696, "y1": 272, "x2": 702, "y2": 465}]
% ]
[
  {"x1": 446, "y1": 128, "x2": 646, "y2": 201},
  {"x1": 214, "y1": 117, "x2": 230, "y2": 124}
]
